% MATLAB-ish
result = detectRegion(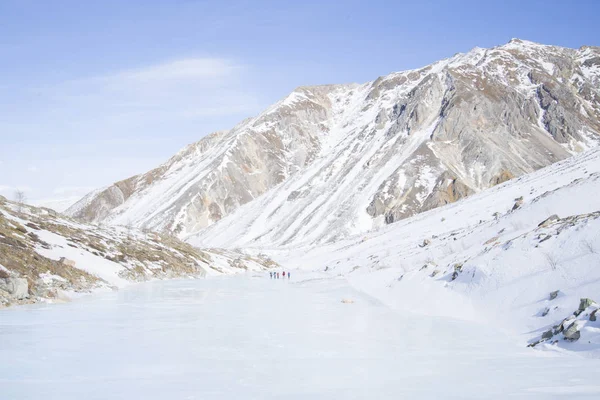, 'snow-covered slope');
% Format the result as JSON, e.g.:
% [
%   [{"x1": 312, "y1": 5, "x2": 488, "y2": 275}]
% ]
[
  {"x1": 0, "y1": 197, "x2": 275, "y2": 307},
  {"x1": 262, "y1": 147, "x2": 600, "y2": 355},
  {"x1": 70, "y1": 39, "x2": 600, "y2": 245}
]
